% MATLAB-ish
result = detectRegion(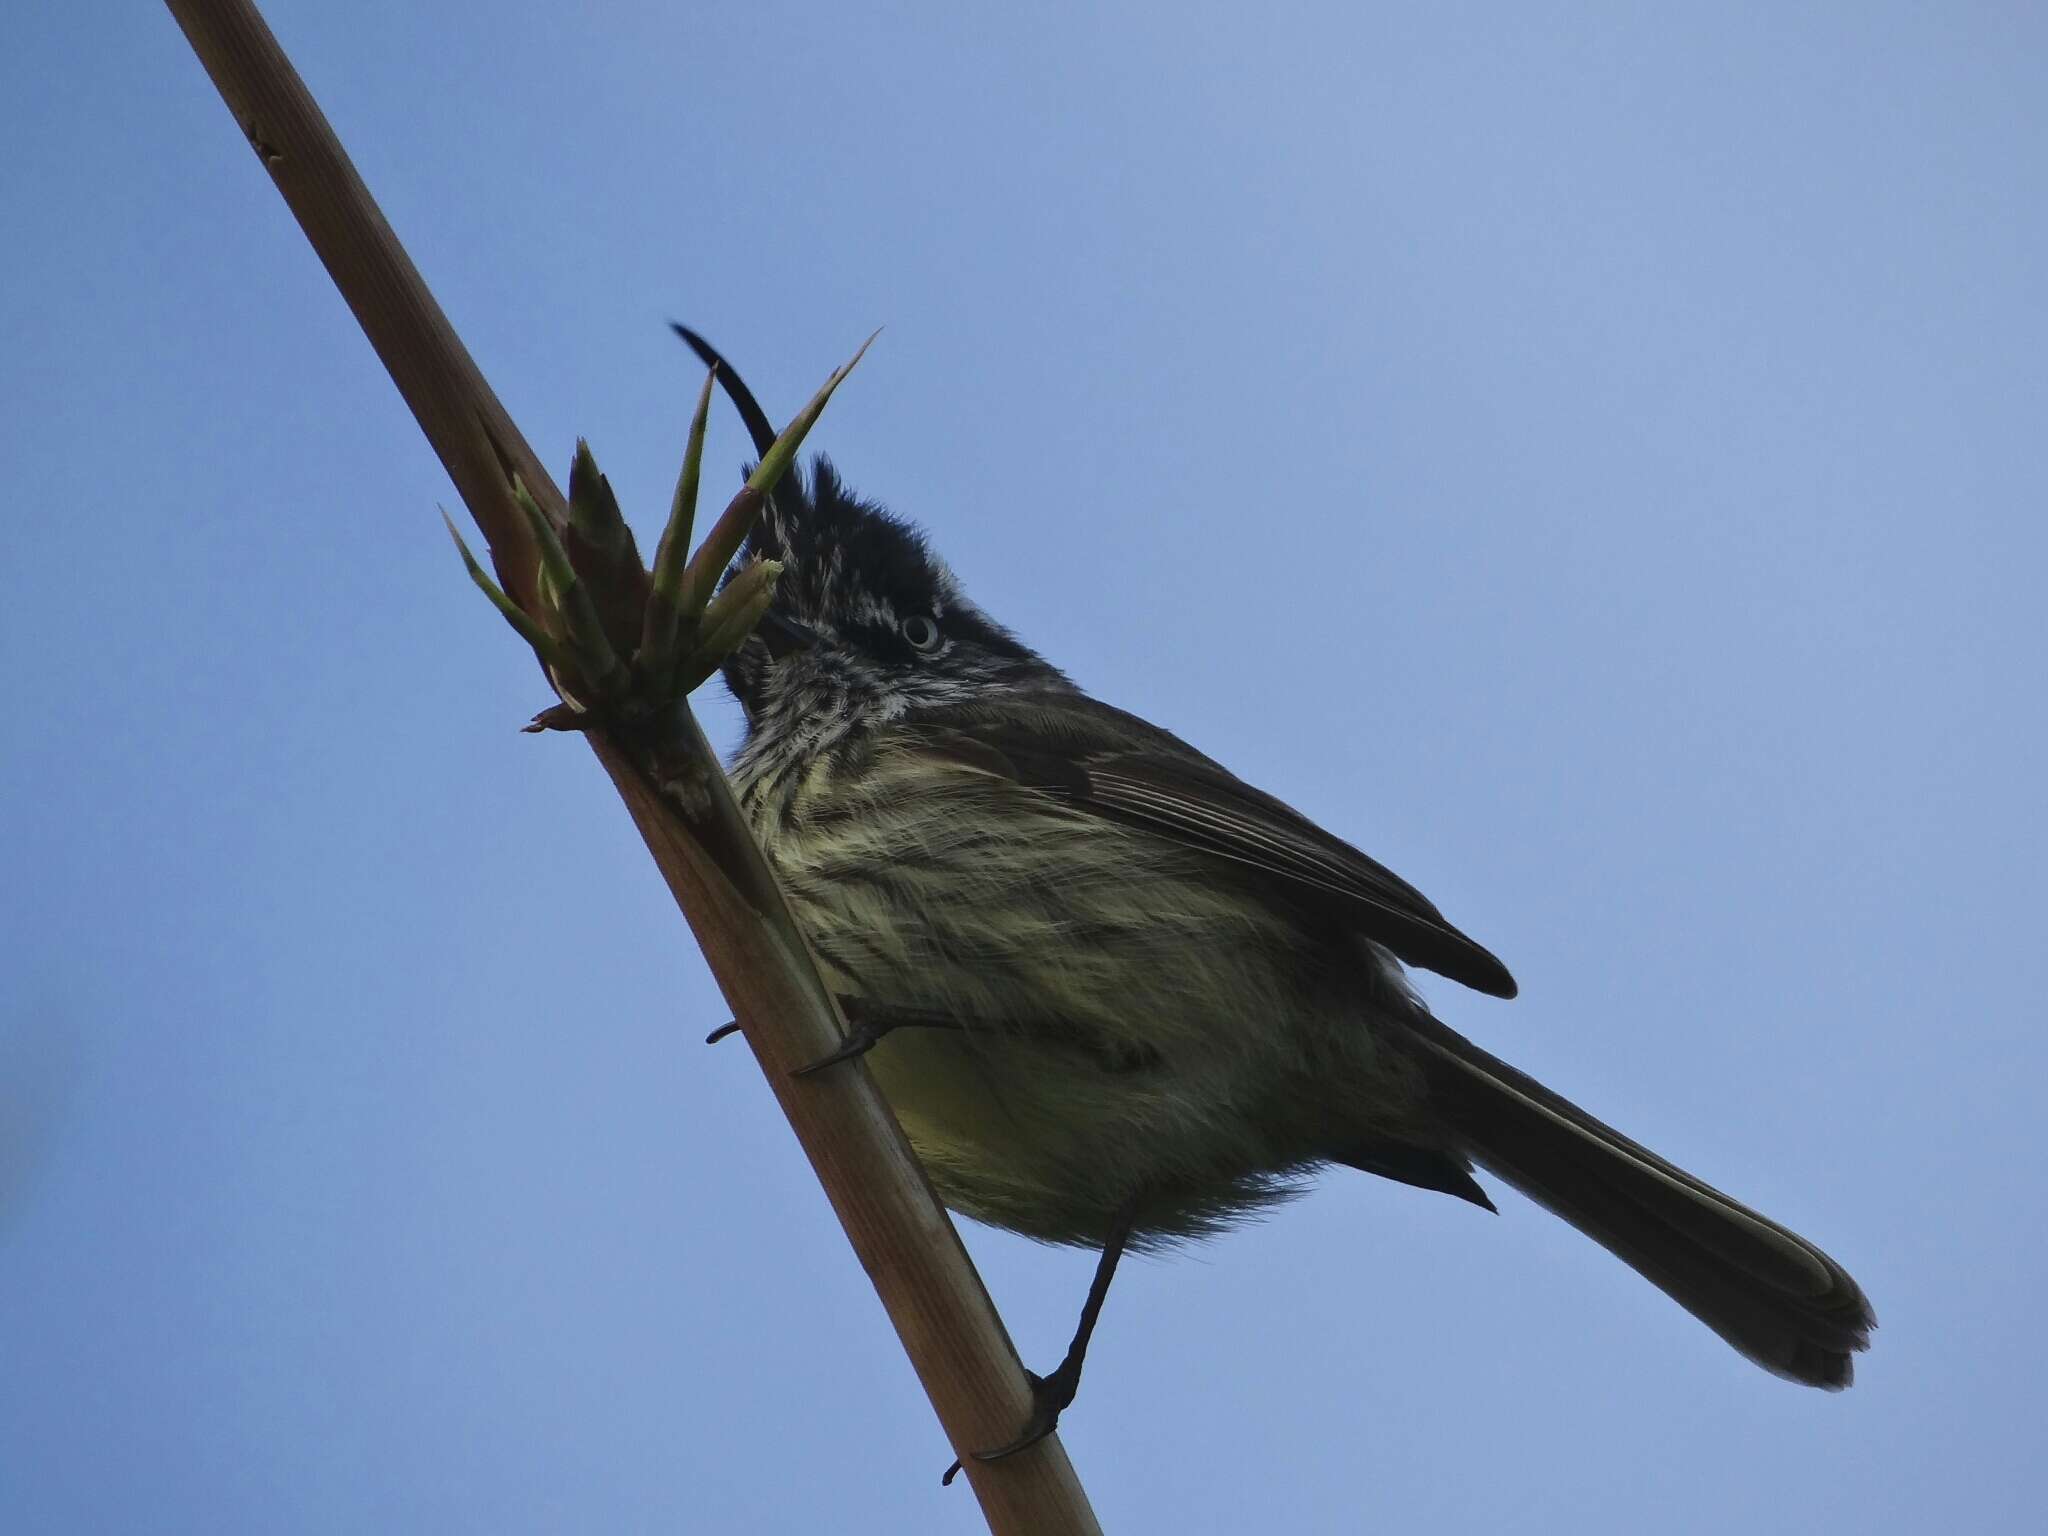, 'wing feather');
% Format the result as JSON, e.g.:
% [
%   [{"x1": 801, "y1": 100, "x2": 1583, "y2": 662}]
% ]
[{"x1": 897, "y1": 694, "x2": 1518, "y2": 999}]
